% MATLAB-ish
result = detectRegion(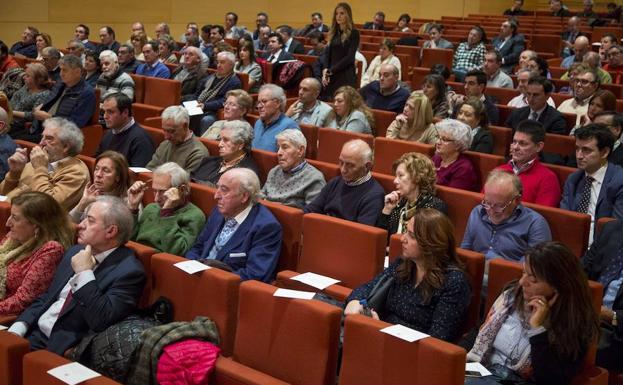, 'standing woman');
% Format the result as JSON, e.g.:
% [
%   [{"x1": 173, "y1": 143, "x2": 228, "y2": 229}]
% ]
[{"x1": 321, "y1": 2, "x2": 360, "y2": 100}]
